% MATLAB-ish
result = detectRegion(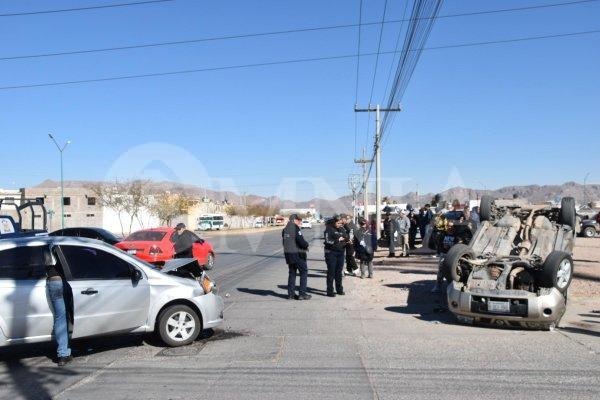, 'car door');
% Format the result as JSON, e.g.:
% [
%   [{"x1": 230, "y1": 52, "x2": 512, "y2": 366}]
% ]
[
  {"x1": 0, "y1": 245, "x2": 54, "y2": 341},
  {"x1": 191, "y1": 233, "x2": 209, "y2": 264},
  {"x1": 58, "y1": 245, "x2": 150, "y2": 339}
]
